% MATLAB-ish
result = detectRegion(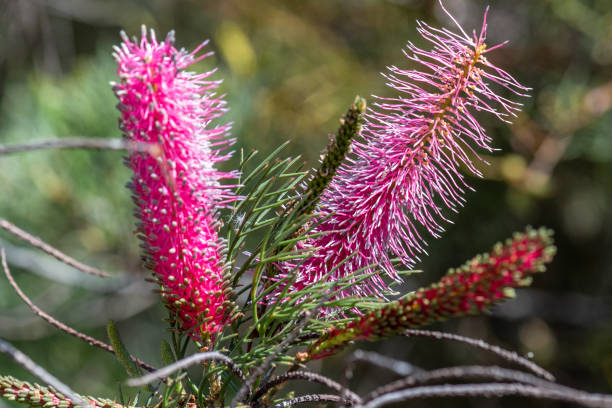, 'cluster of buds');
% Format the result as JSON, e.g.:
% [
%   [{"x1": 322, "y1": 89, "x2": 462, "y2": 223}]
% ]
[
  {"x1": 0, "y1": 376, "x2": 122, "y2": 408},
  {"x1": 308, "y1": 227, "x2": 555, "y2": 358}
]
